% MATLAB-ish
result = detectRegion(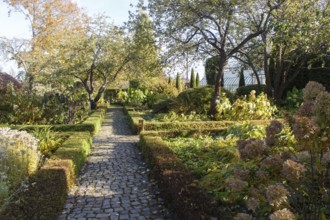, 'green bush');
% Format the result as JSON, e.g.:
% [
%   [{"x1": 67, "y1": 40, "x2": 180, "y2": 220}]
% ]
[
  {"x1": 52, "y1": 132, "x2": 92, "y2": 175},
  {"x1": 33, "y1": 127, "x2": 64, "y2": 158},
  {"x1": 216, "y1": 91, "x2": 277, "y2": 120},
  {"x1": 236, "y1": 84, "x2": 268, "y2": 97}
]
